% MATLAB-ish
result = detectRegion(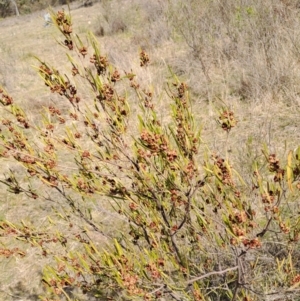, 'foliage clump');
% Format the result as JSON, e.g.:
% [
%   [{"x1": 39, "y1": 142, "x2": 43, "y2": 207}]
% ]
[{"x1": 0, "y1": 8, "x2": 300, "y2": 301}]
